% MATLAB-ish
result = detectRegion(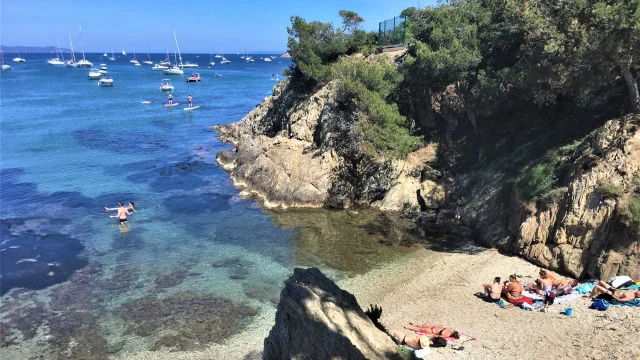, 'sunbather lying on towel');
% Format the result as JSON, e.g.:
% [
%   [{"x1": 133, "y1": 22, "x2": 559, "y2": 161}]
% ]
[
  {"x1": 482, "y1": 277, "x2": 503, "y2": 302},
  {"x1": 585, "y1": 282, "x2": 640, "y2": 302},
  {"x1": 554, "y1": 278, "x2": 578, "y2": 295},
  {"x1": 402, "y1": 323, "x2": 460, "y2": 339},
  {"x1": 391, "y1": 330, "x2": 448, "y2": 349}
]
